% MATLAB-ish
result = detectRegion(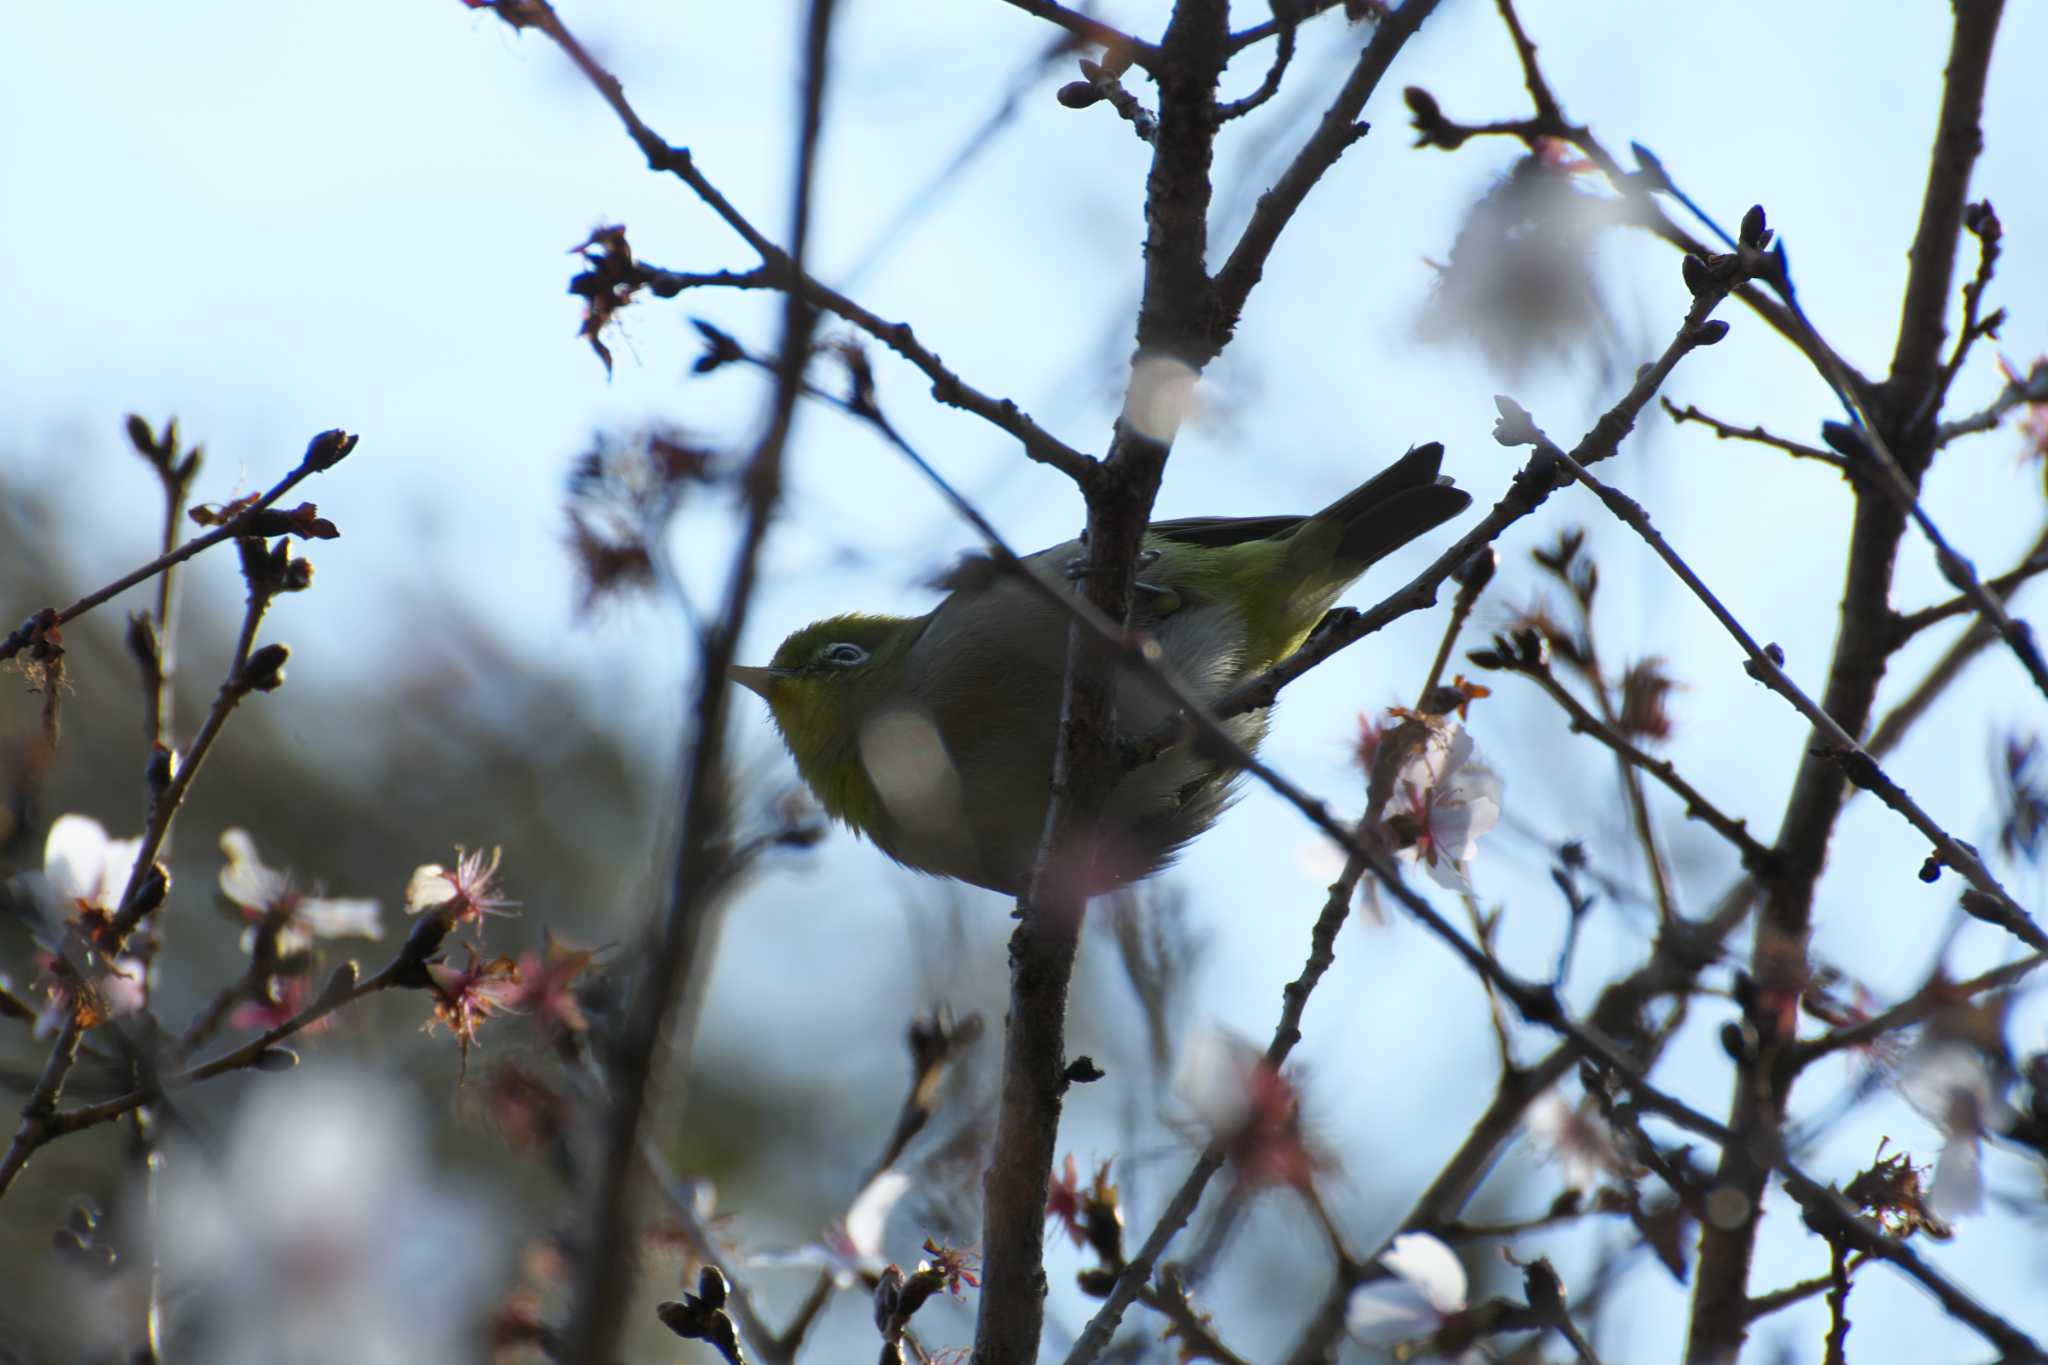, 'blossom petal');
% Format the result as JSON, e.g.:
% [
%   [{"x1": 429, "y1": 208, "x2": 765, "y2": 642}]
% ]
[
  {"x1": 297, "y1": 896, "x2": 384, "y2": 942},
  {"x1": 406, "y1": 864, "x2": 458, "y2": 914},
  {"x1": 1173, "y1": 1024, "x2": 1261, "y2": 1135},
  {"x1": 1382, "y1": 1231, "x2": 1467, "y2": 1315},
  {"x1": 842, "y1": 1168, "x2": 912, "y2": 1264},
  {"x1": 45, "y1": 814, "x2": 113, "y2": 902},
  {"x1": 219, "y1": 828, "x2": 287, "y2": 910},
  {"x1": 1345, "y1": 1280, "x2": 1441, "y2": 1342},
  {"x1": 1928, "y1": 1136, "x2": 1985, "y2": 1219},
  {"x1": 45, "y1": 814, "x2": 142, "y2": 911}
]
